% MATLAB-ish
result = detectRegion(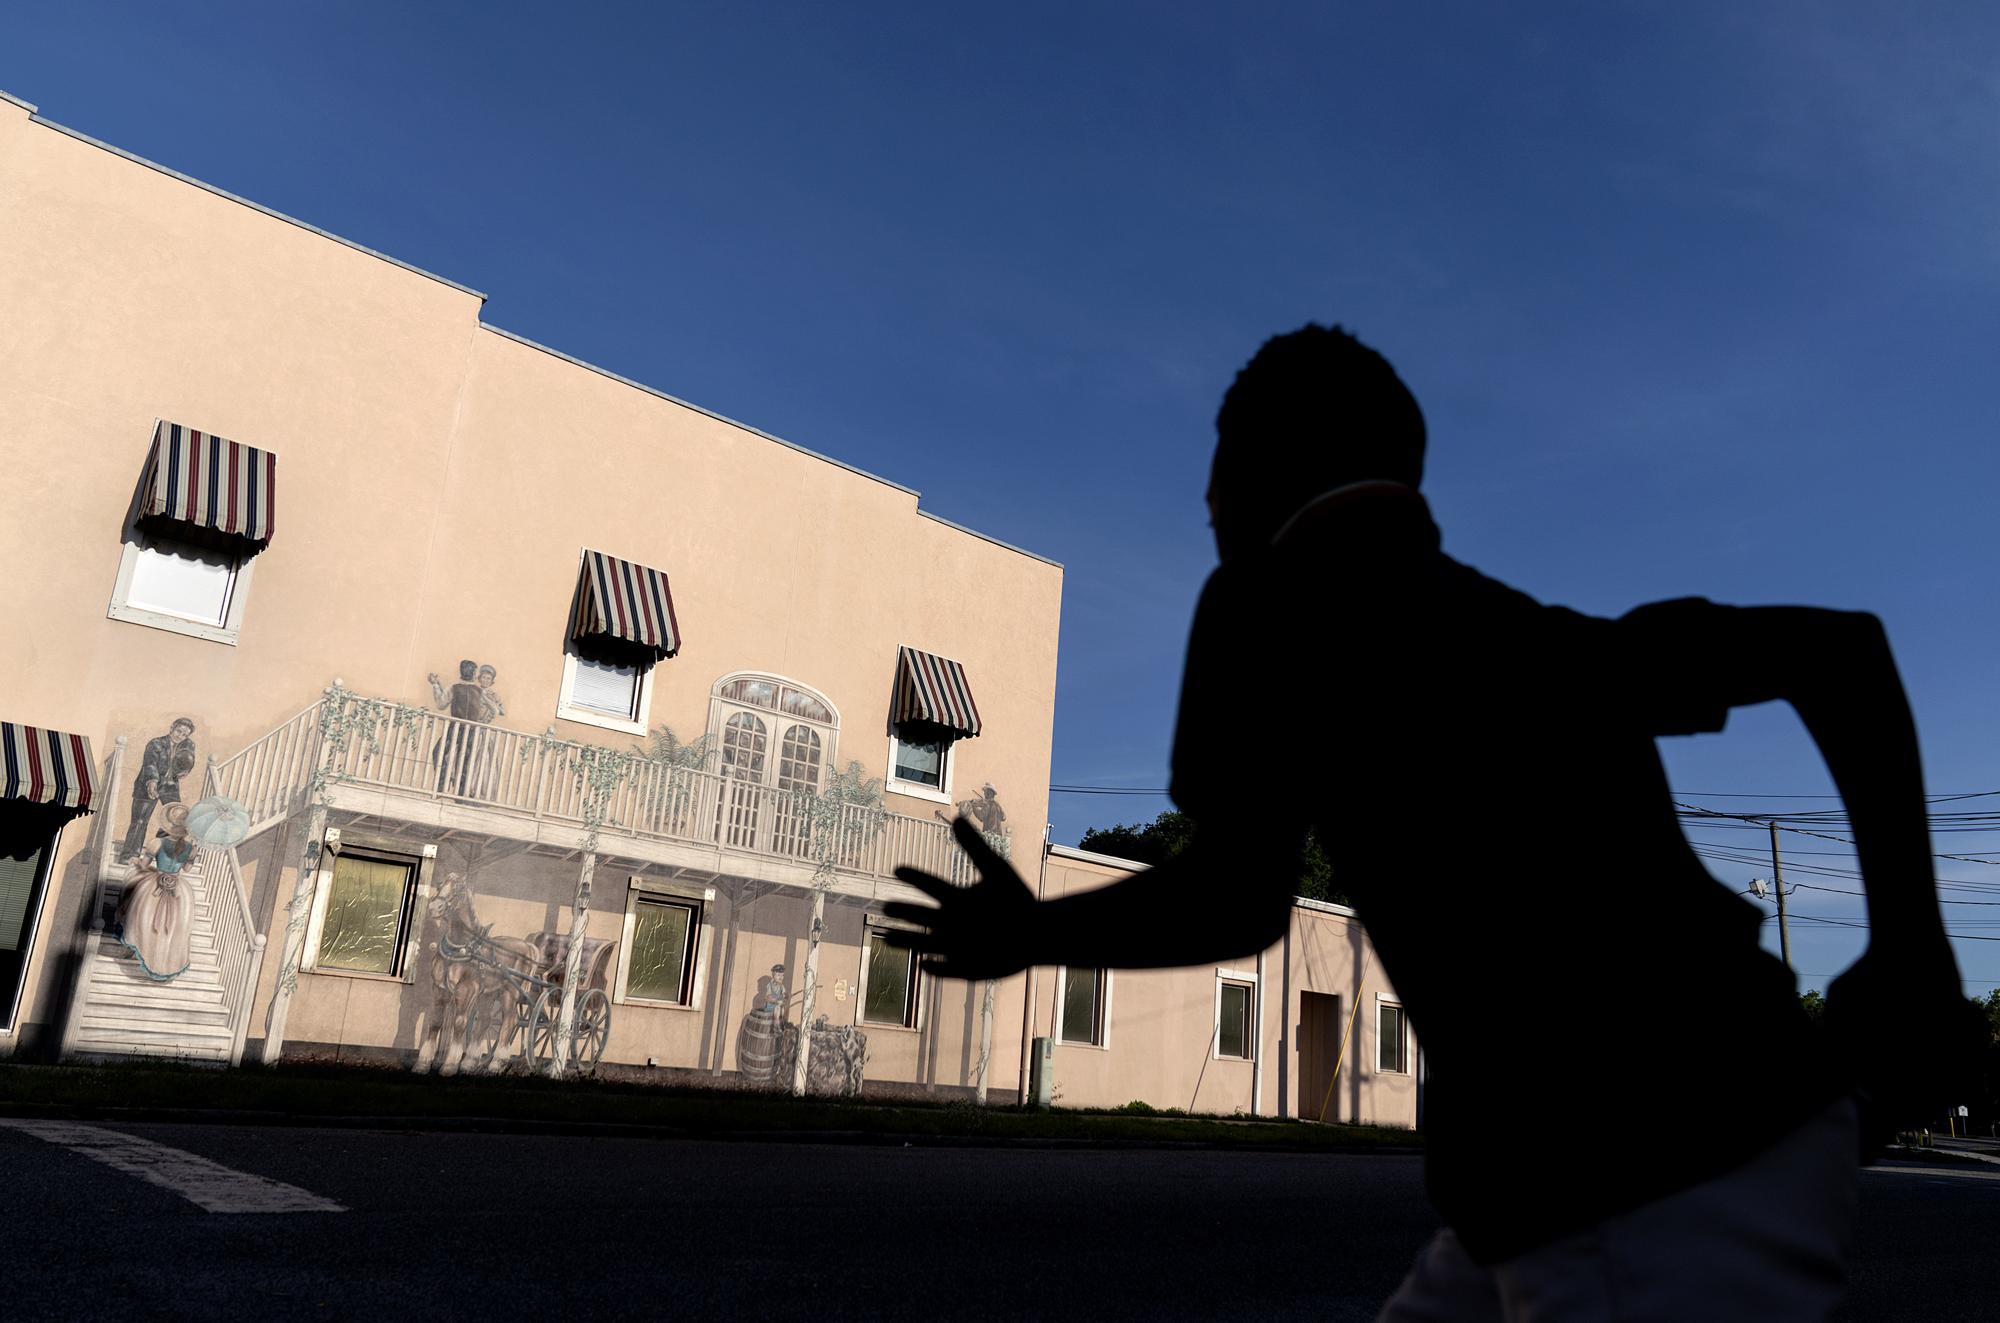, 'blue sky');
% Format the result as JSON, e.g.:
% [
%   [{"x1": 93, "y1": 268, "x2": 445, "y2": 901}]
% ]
[{"x1": 6, "y1": 3, "x2": 1998, "y2": 996}]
